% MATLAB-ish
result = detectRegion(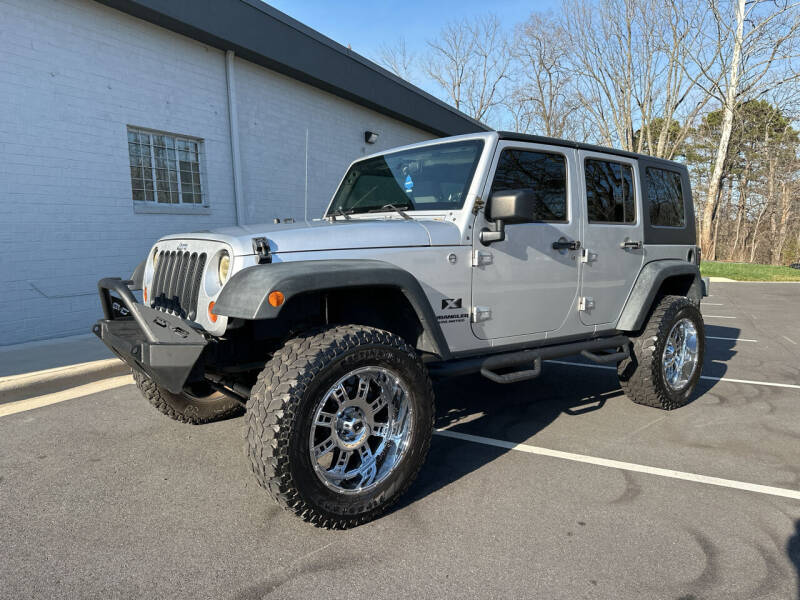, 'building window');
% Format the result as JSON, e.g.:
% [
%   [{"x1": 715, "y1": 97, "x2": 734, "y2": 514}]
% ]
[
  {"x1": 127, "y1": 127, "x2": 205, "y2": 209},
  {"x1": 646, "y1": 167, "x2": 685, "y2": 227},
  {"x1": 584, "y1": 158, "x2": 635, "y2": 224},
  {"x1": 490, "y1": 149, "x2": 568, "y2": 222}
]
